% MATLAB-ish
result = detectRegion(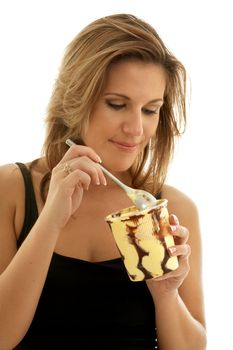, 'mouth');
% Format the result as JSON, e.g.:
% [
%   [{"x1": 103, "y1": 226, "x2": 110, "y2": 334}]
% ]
[{"x1": 109, "y1": 140, "x2": 140, "y2": 152}]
